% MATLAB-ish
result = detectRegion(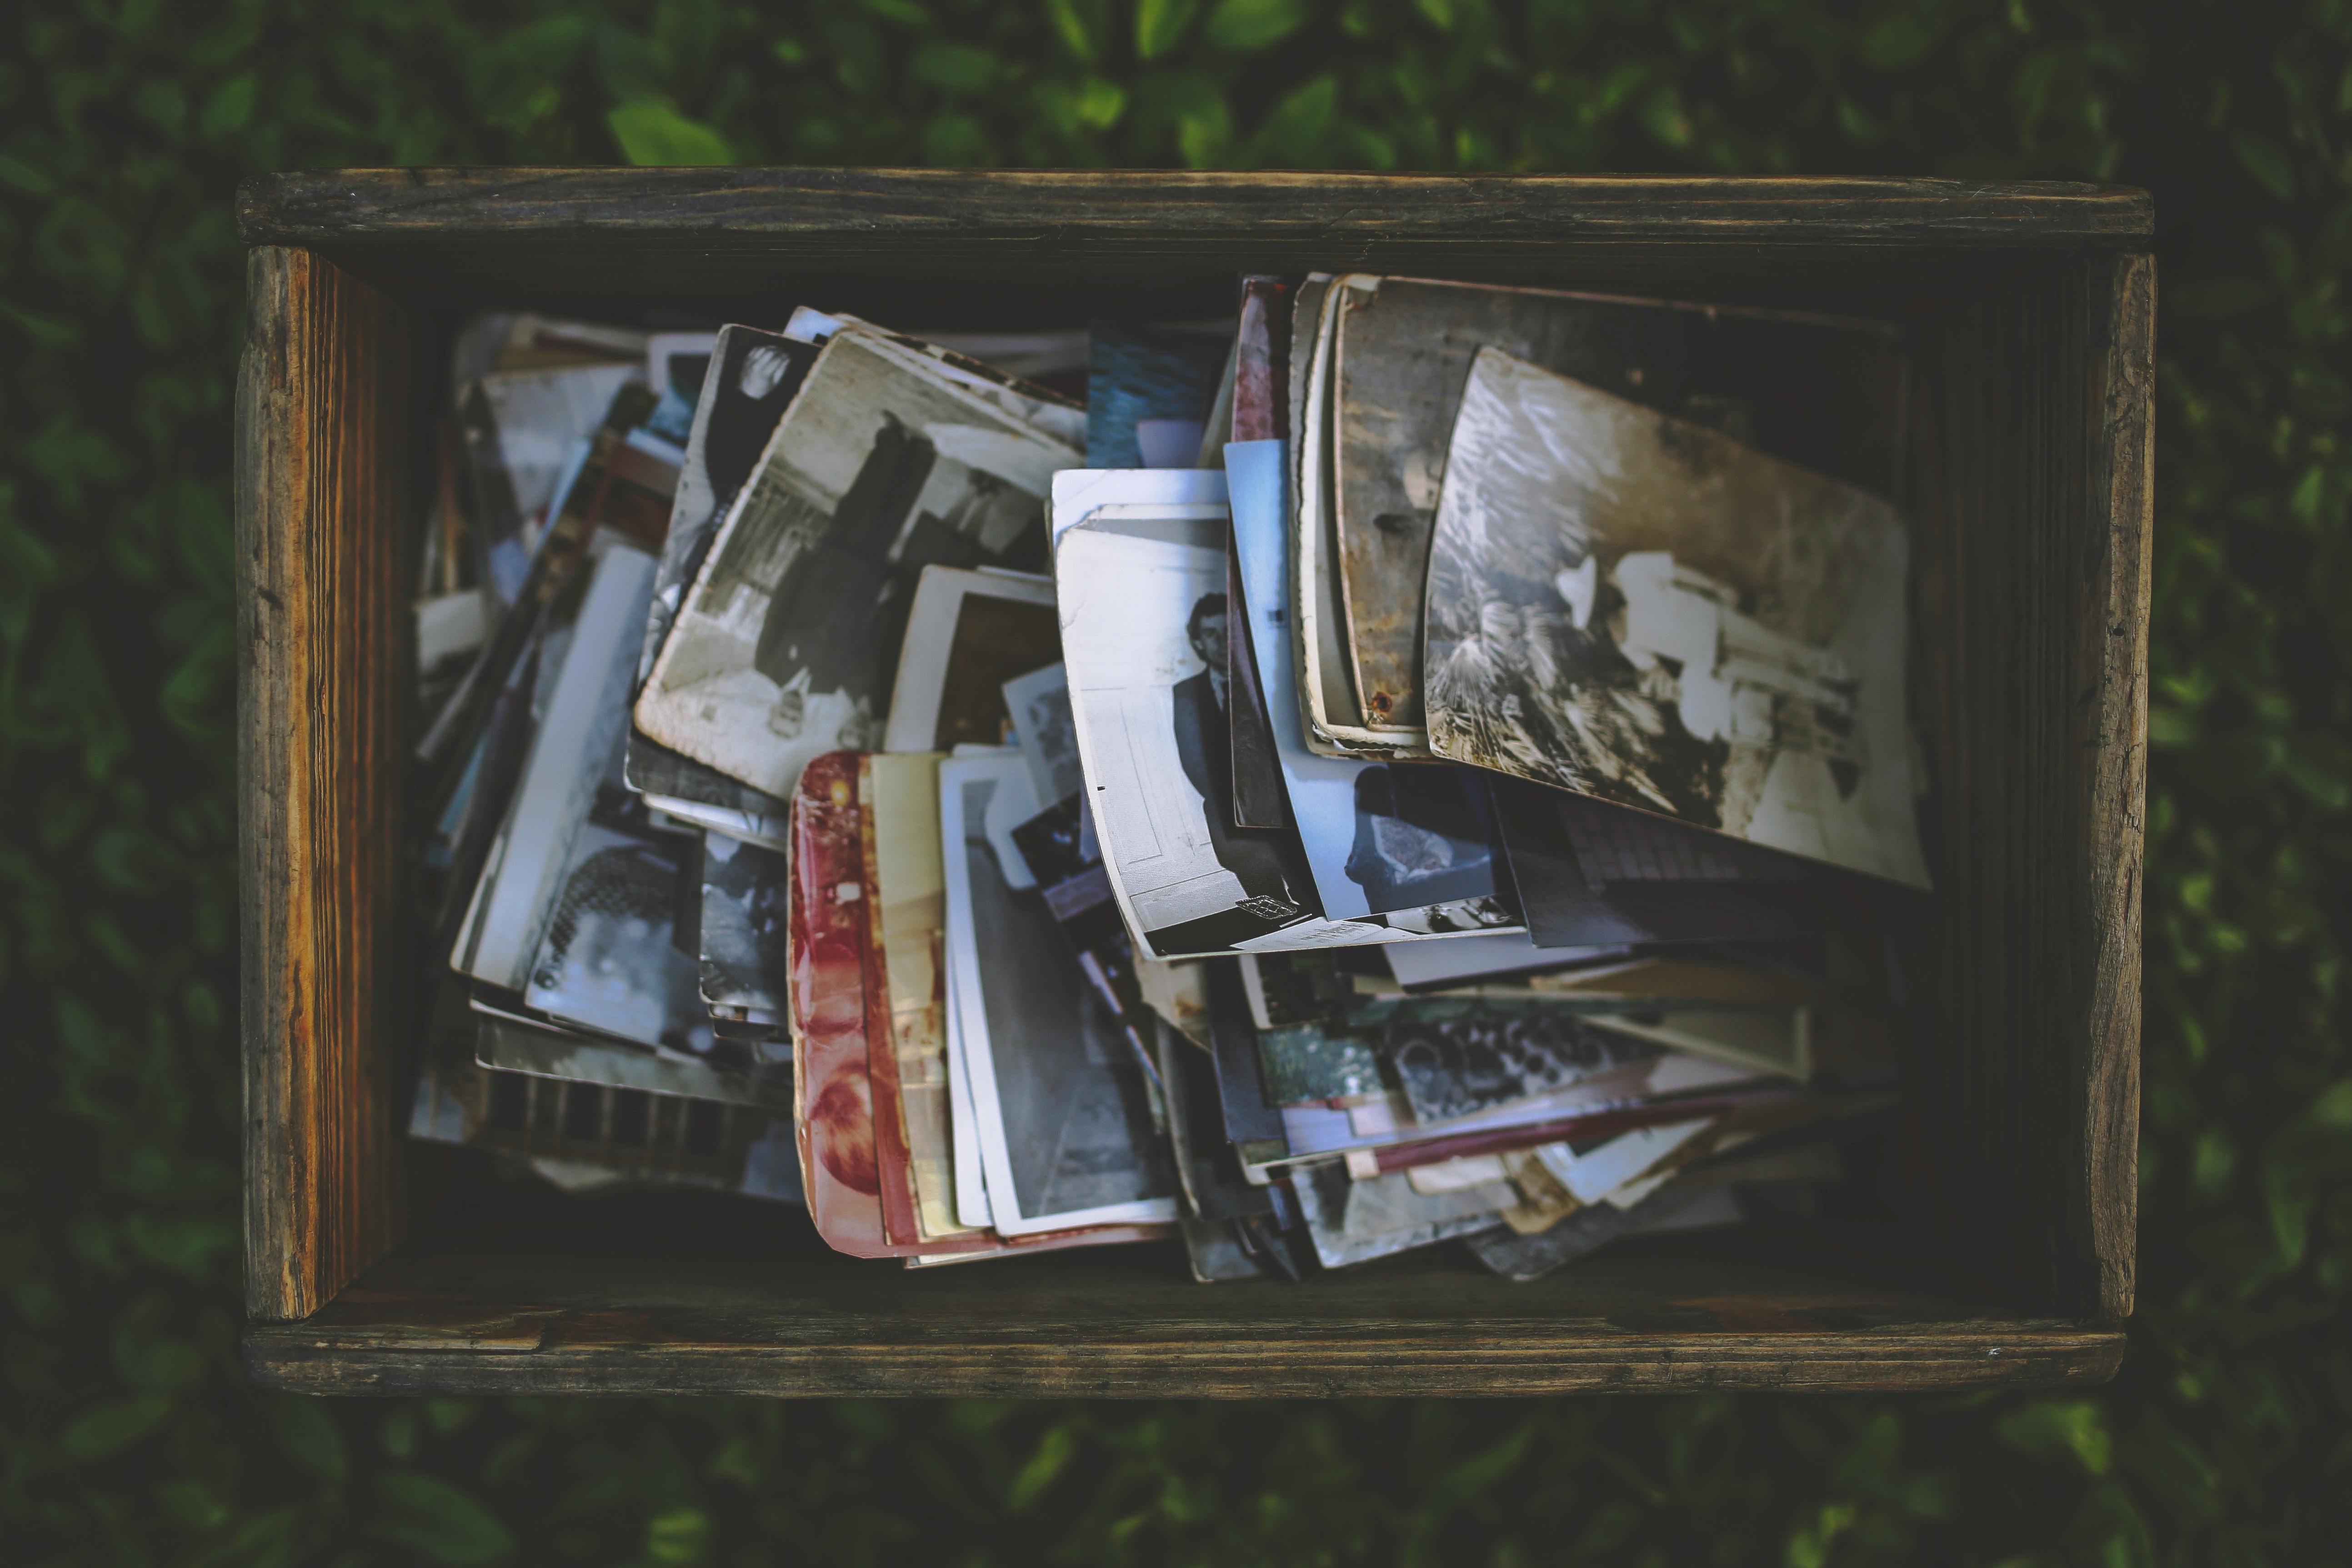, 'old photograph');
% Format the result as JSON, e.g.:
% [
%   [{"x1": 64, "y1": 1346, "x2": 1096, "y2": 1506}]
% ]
[
  {"x1": 1384, "y1": 1008, "x2": 1661, "y2": 1125},
  {"x1": 635, "y1": 332, "x2": 1079, "y2": 800},
  {"x1": 1227, "y1": 438, "x2": 1522, "y2": 932},
  {"x1": 1001, "y1": 662, "x2": 1083, "y2": 808},
  {"x1": 865, "y1": 751, "x2": 976, "y2": 1242},
  {"x1": 1330, "y1": 275, "x2": 1905, "y2": 734},
  {"x1": 626, "y1": 326, "x2": 817, "y2": 816},
  {"x1": 941, "y1": 752, "x2": 1180, "y2": 1235},
  {"x1": 1423, "y1": 347, "x2": 1932, "y2": 887},
  {"x1": 881, "y1": 566, "x2": 1059, "y2": 754},
  {"x1": 1056, "y1": 501, "x2": 1392, "y2": 958},
  {"x1": 696, "y1": 832, "x2": 790, "y2": 1015}
]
